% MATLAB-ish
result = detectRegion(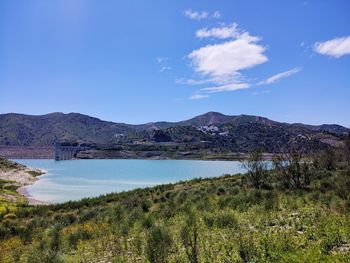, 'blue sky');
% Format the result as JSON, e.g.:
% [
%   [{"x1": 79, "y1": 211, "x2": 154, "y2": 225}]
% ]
[{"x1": 0, "y1": 0, "x2": 349, "y2": 126}]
